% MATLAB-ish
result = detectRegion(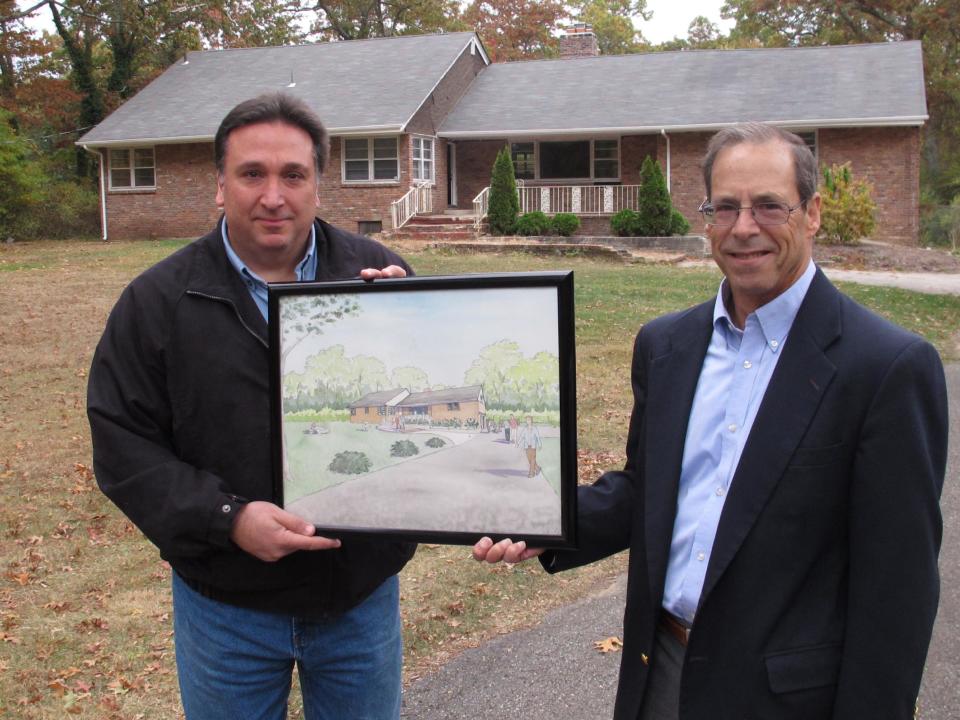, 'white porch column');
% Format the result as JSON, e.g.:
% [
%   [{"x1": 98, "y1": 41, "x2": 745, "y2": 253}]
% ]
[
  {"x1": 603, "y1": 186, "x2": 613, "y2": 213},
  {"x1": 540, "y1": 187, "x2": 550, "y2": 214},
  {"x1": 572, "y1": 186, "x2": 581, "y2": 214}
]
